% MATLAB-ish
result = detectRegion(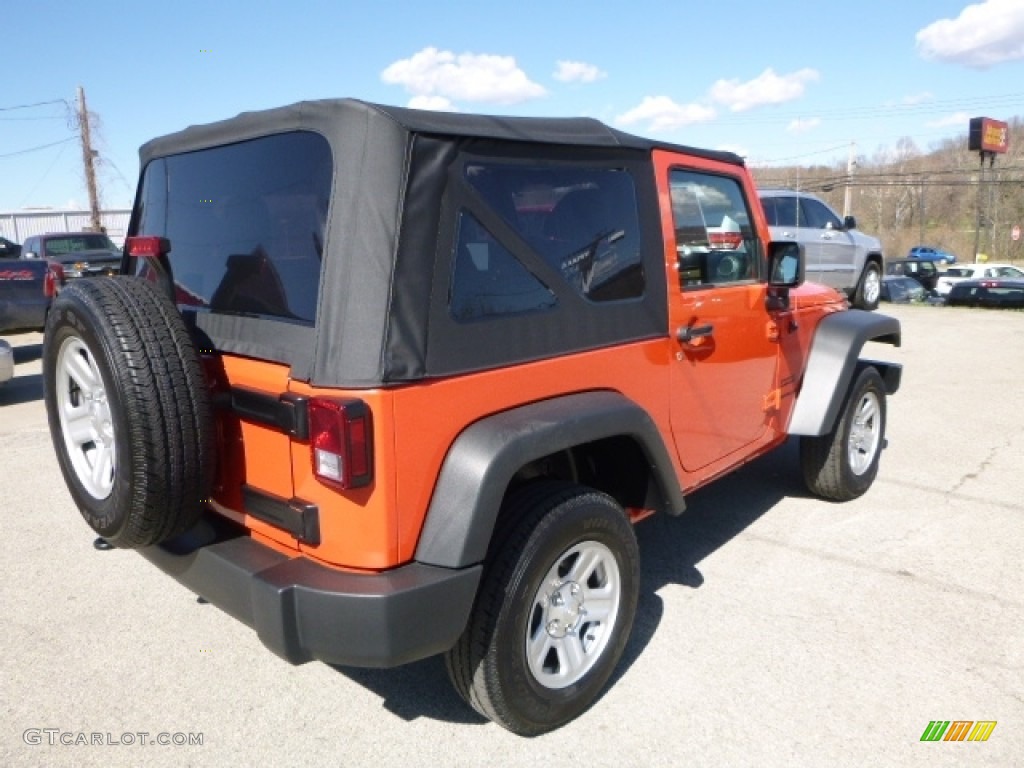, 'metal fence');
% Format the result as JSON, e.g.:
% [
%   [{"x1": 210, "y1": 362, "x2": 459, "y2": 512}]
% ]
[{"x1": 0, "y1": 209, "x2": 132, "y2": 246}]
